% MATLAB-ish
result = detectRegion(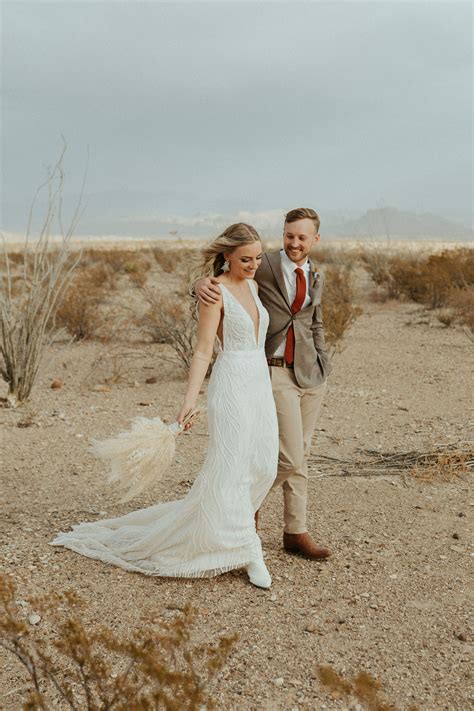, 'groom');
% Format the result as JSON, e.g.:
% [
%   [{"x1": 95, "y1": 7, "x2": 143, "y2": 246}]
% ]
[{"x1": 196, "y1": 207, "x2": 331, "y2": 560}]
